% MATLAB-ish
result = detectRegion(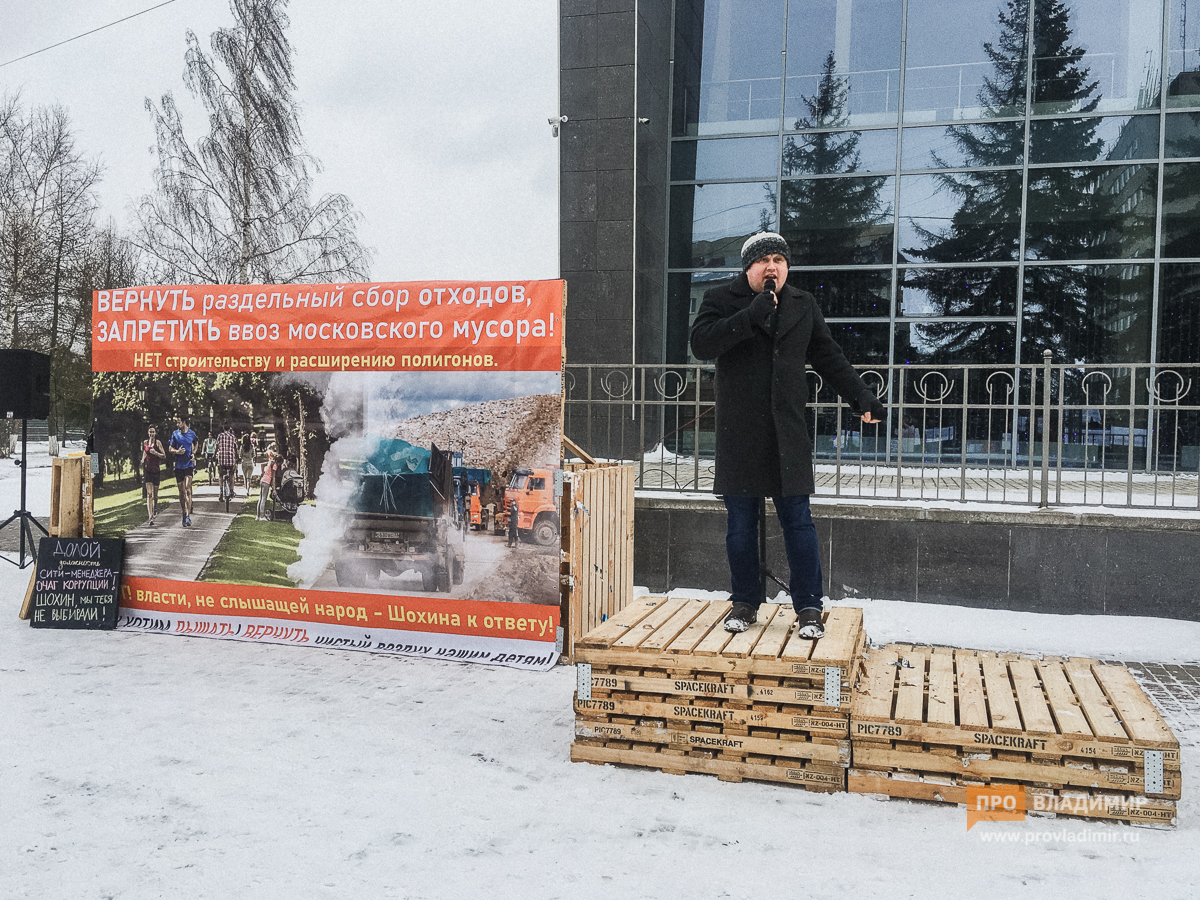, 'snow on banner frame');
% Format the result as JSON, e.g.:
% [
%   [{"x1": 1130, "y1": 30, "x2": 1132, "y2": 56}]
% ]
[{"x1": 93, "y1": 279, "x2": 565, "y2": 671}]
